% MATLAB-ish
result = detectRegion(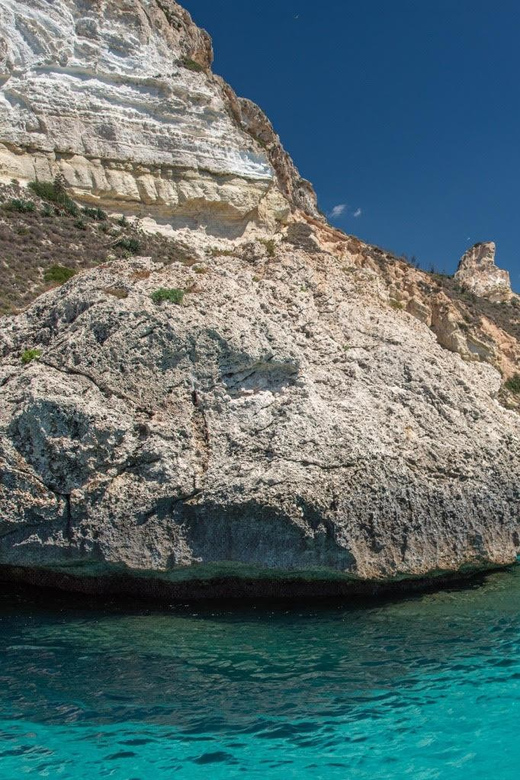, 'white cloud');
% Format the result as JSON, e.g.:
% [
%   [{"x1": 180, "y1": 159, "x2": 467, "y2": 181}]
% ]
[
  {"x1": 353, "y1": 208, "x2": 362, "y2": 218},
  {"x1": 330, "y1": 204, "x2": 347, "y2": 218}
]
